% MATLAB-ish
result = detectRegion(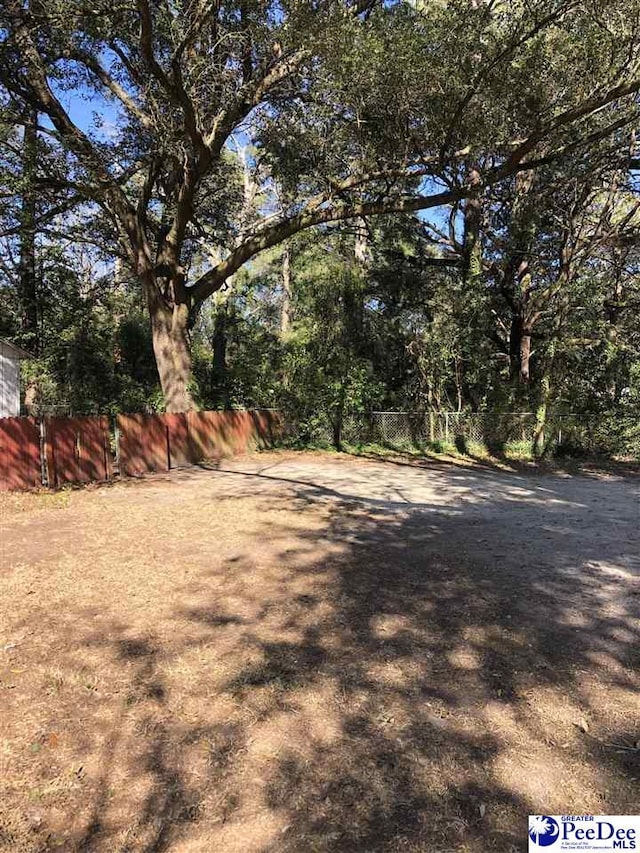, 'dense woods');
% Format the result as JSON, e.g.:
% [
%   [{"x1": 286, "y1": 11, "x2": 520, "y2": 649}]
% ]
[{"x1": 1, "y1": 0, "x2": 639, "y2": 455}]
